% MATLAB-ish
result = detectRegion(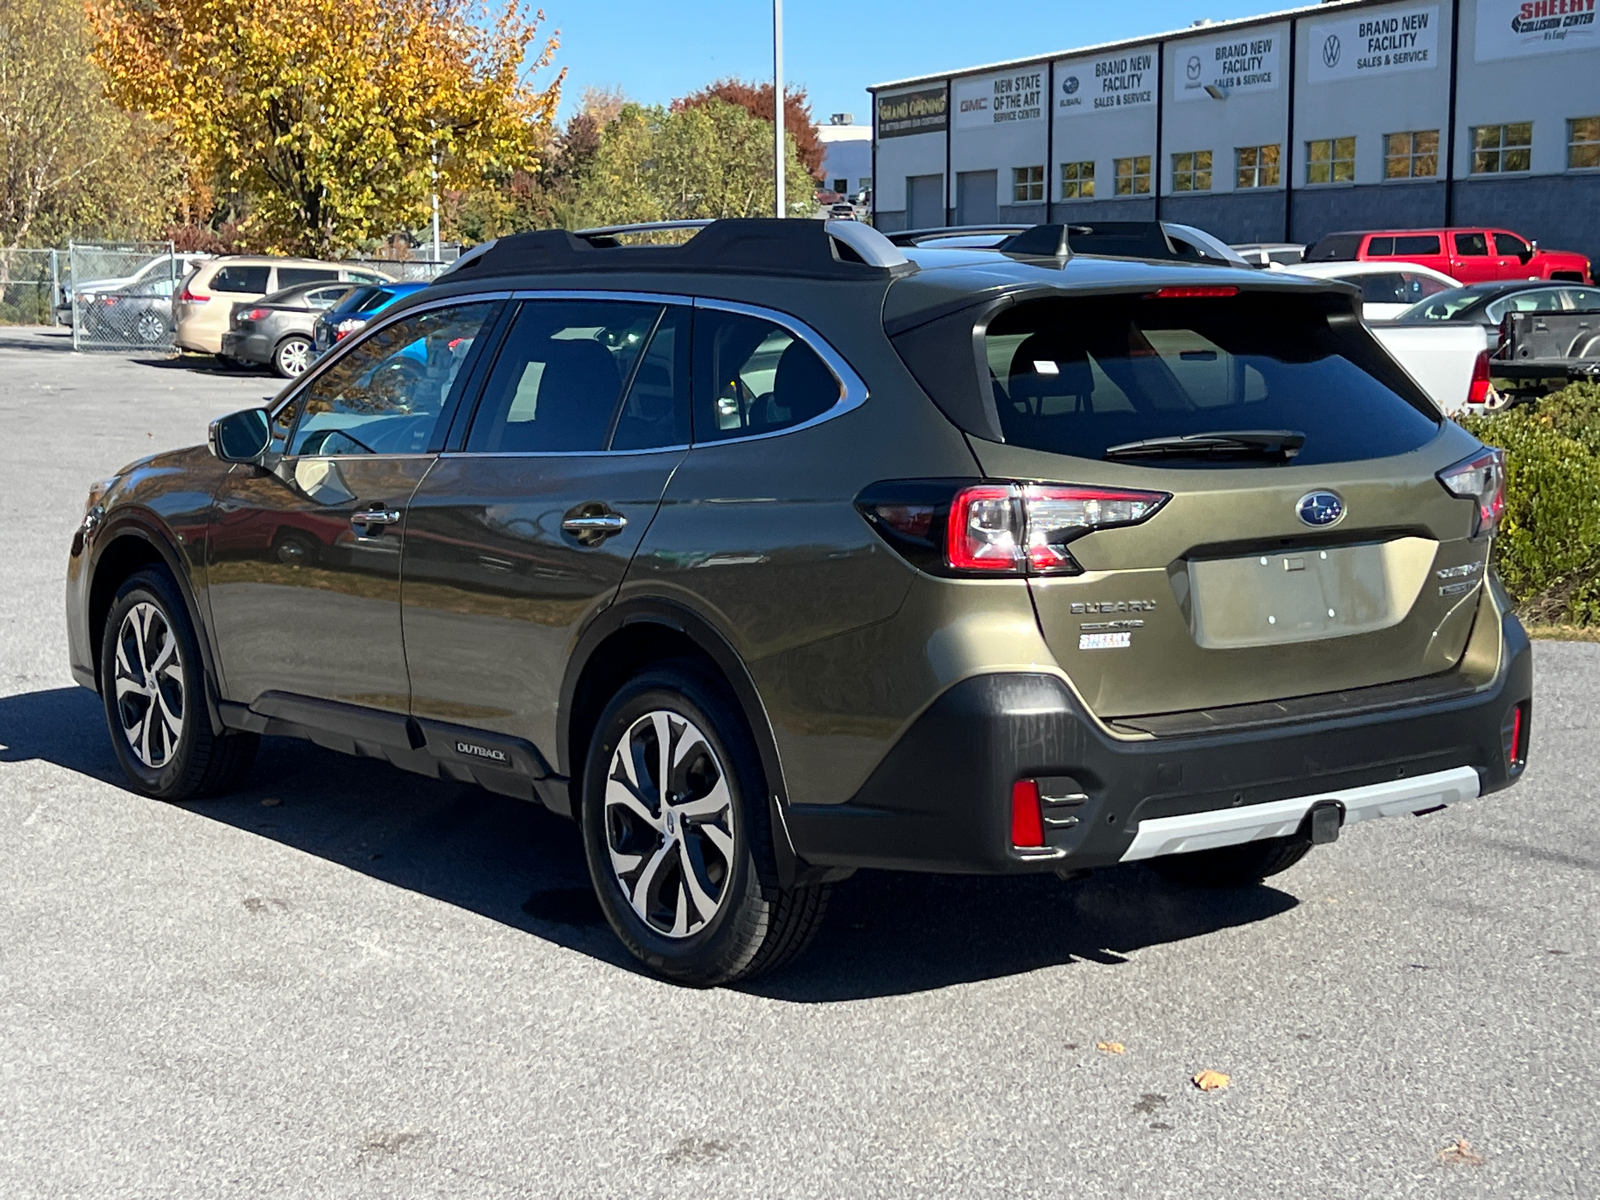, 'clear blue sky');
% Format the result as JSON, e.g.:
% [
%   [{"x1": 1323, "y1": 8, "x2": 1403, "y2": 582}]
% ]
[{"x1": 545, "y1": 0, "x2": 1277, "y2": 123}]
